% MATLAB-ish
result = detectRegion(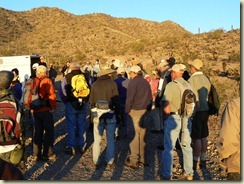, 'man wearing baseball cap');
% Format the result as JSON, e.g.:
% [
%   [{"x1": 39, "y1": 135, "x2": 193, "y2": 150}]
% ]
[
  {"x1": 160, "y1": 64, "x2": 195, "y2": 180},
  {"x1": 124, "y1": 65, "x2": 152, "y2": 169}
]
